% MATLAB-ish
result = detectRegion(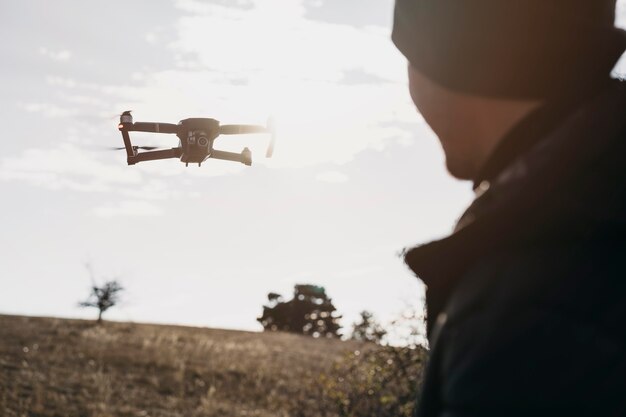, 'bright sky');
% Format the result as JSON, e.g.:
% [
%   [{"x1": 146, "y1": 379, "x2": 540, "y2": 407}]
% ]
[{"x1": 1, "y1": 0, "x2": 625, "y2": 334}]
